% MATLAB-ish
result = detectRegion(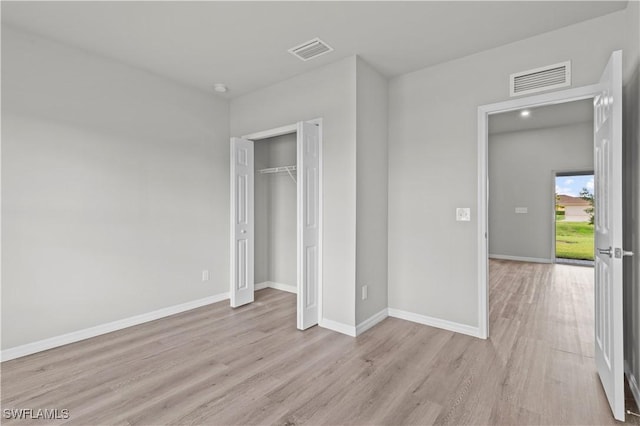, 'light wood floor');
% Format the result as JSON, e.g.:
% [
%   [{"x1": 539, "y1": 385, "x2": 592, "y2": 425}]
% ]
[{"x1": 0, "y1": 260, "x2": 632, "y2": 425}]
